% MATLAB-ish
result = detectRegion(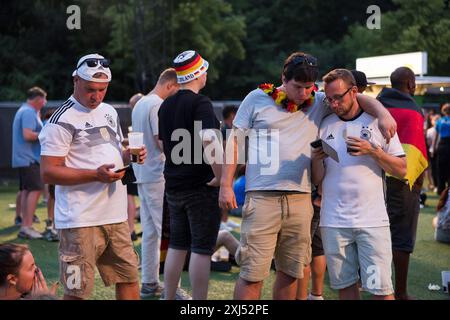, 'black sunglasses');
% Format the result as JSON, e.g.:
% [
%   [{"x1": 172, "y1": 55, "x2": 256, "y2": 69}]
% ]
[
  {"x1": 77, "y1": 58, "x2": 110, "y2": 69},
  {"x1": 286, "y1": 55, "x2": 318, "y2": 68}
]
